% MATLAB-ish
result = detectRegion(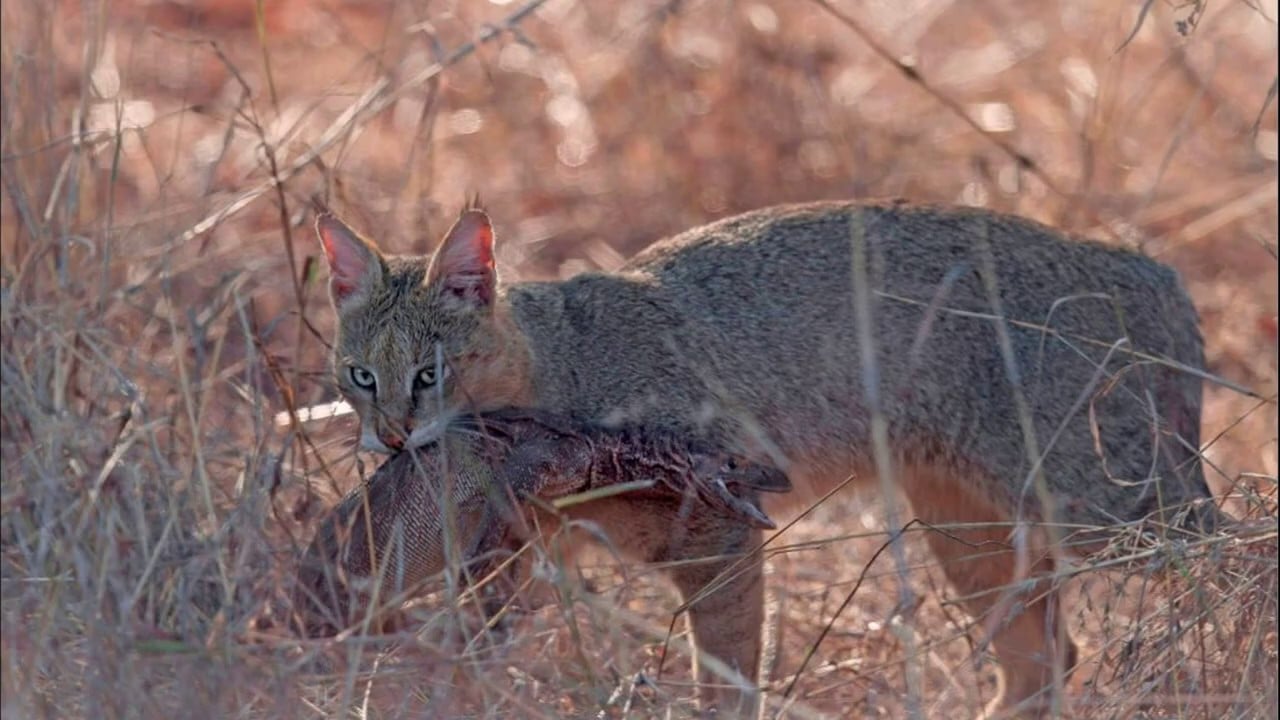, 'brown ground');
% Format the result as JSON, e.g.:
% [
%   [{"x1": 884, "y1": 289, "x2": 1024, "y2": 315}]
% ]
[{"x1": 1, "y1": 0, "x2": 1276, "y2": 718}]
